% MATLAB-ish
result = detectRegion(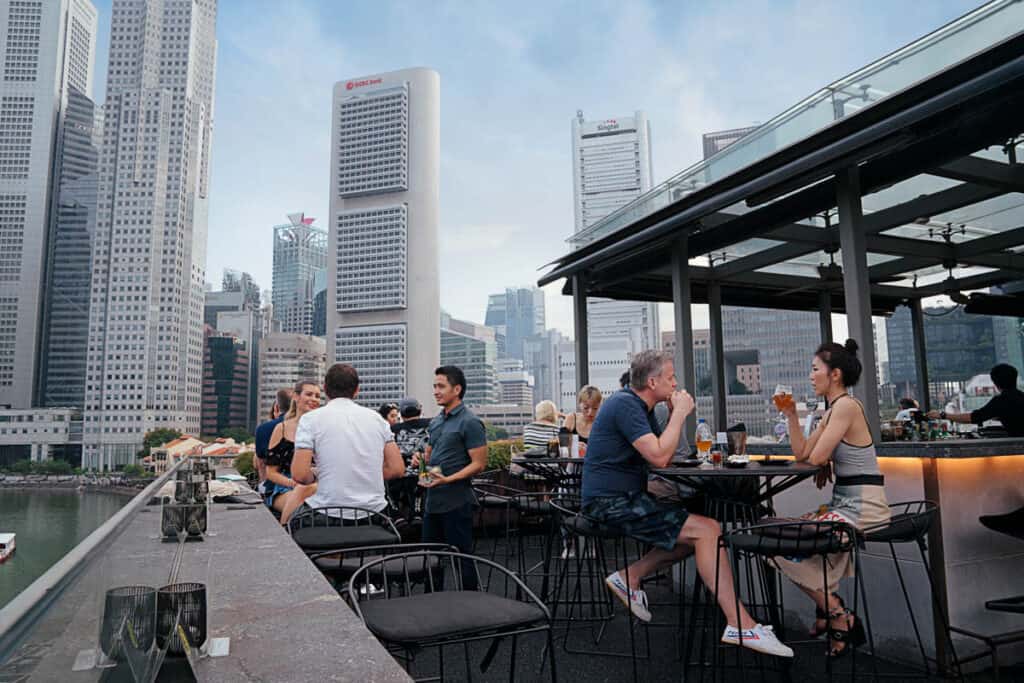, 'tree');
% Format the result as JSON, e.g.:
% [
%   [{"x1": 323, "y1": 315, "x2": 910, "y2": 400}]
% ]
[
  {"x1": 221, "y1": 427, "x2": 254, "y2": 444},
  {"x1": 728, "y1": 379, "x2": 752, "y2": 395},
  {"x1": 138, "y1": 428, "x2": 183, "y2": 459},
  {"x1": 483, "y1": 421, "x2": 509, "y2": 441}
]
